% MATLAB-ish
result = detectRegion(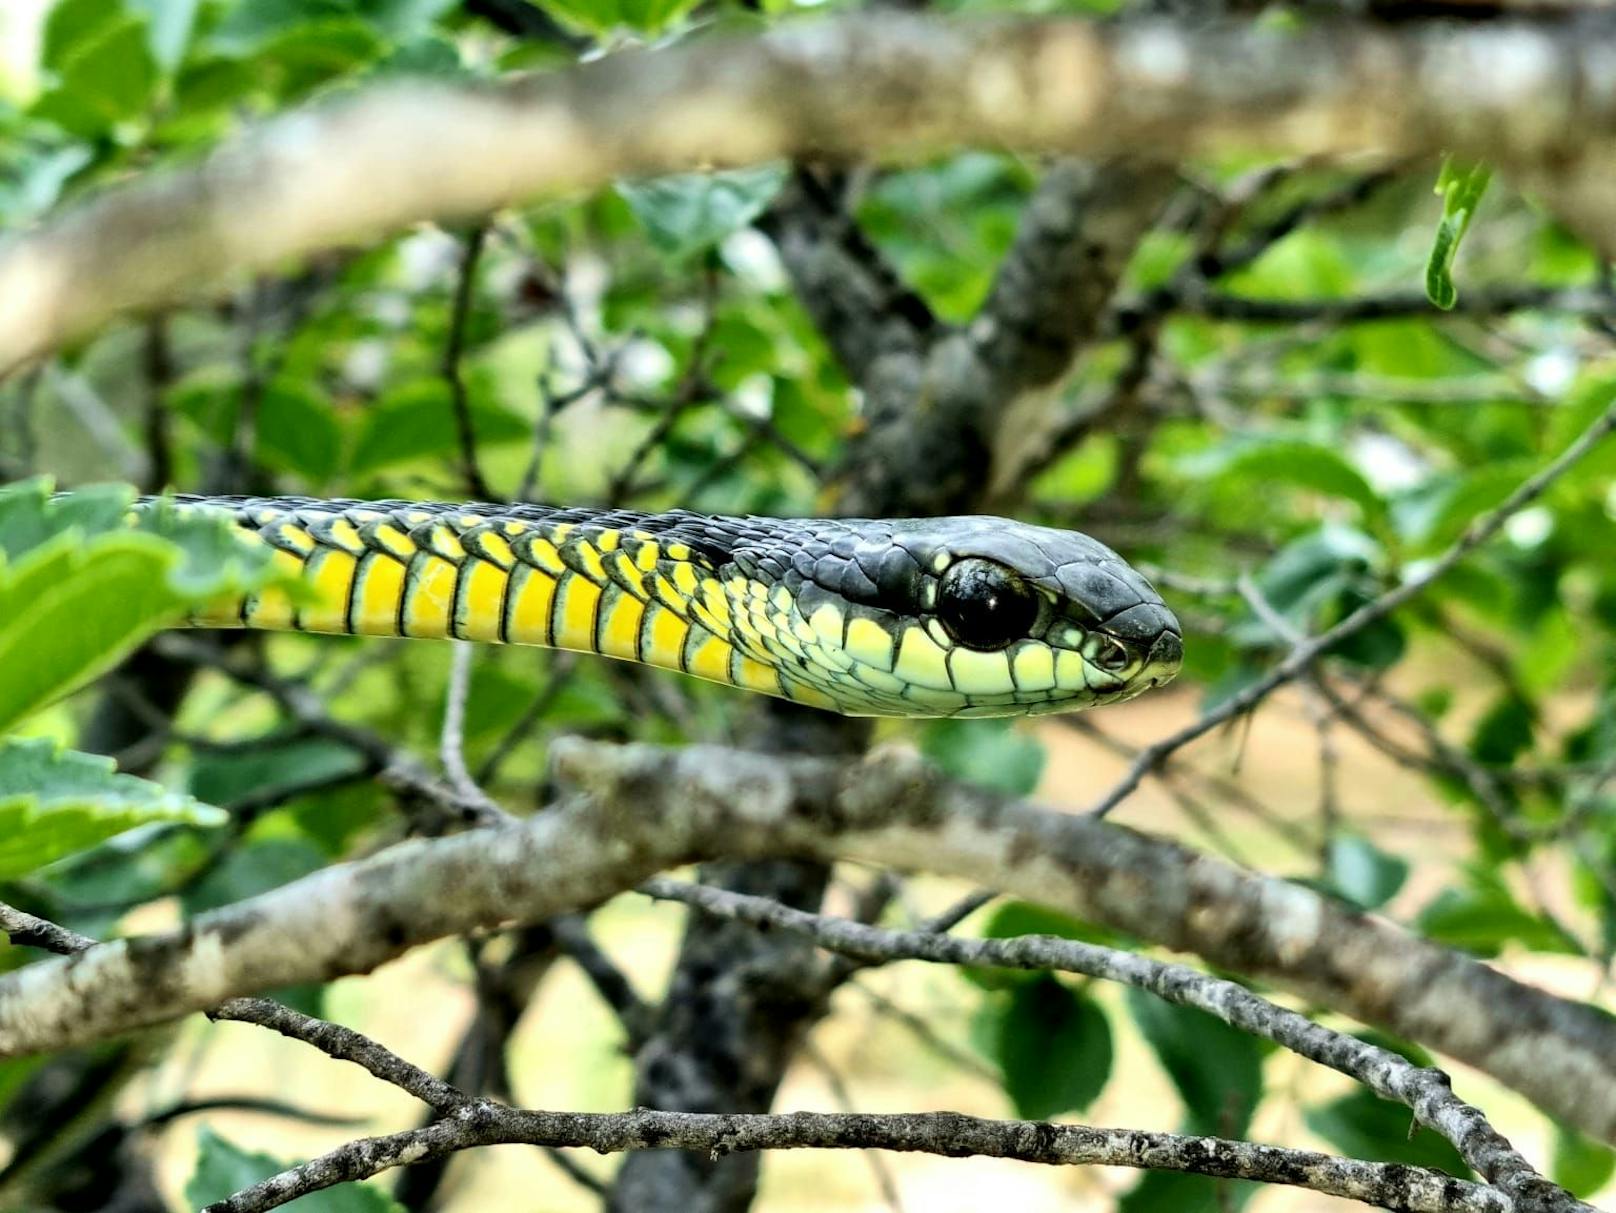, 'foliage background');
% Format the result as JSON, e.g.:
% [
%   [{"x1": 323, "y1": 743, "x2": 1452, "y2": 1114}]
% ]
[{"x1": 1, "y1": 0, "x2": 1615, "y2": 1209}]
